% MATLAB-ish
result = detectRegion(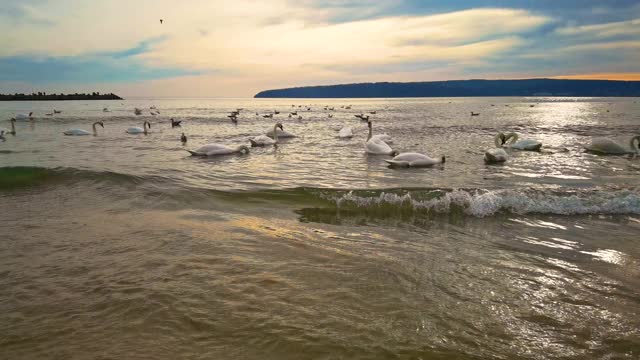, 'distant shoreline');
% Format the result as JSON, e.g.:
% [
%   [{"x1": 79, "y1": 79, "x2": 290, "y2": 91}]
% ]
[
  {"x1": 255, "y1": 78, "x2": 640, "y2": 98},
  {"x1": 0, "y1": 93, "x2": 123, "y2": 101}
]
